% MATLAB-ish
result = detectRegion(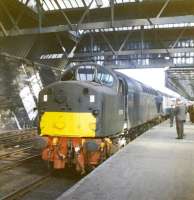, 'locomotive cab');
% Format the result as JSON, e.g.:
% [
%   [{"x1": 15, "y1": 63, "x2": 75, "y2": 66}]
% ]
[{"x1": 38, "y1": 63, "x2": 126, "y2": 138}]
